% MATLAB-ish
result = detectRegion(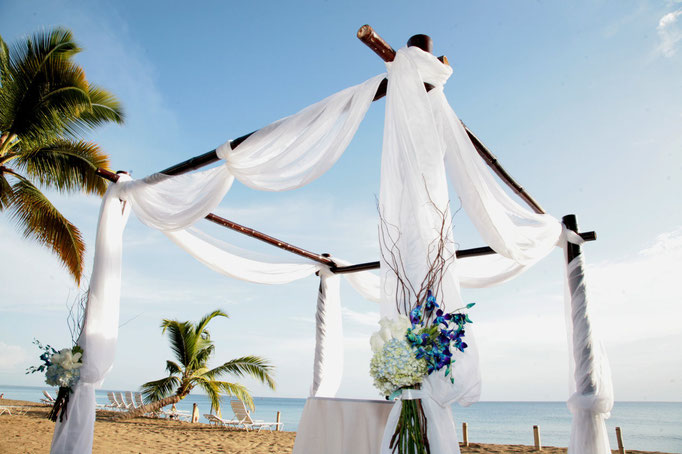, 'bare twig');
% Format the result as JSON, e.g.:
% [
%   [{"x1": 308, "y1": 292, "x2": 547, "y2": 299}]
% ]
[{"x1": 377, "y1": 182, "x2": 459, "y2": 316}]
